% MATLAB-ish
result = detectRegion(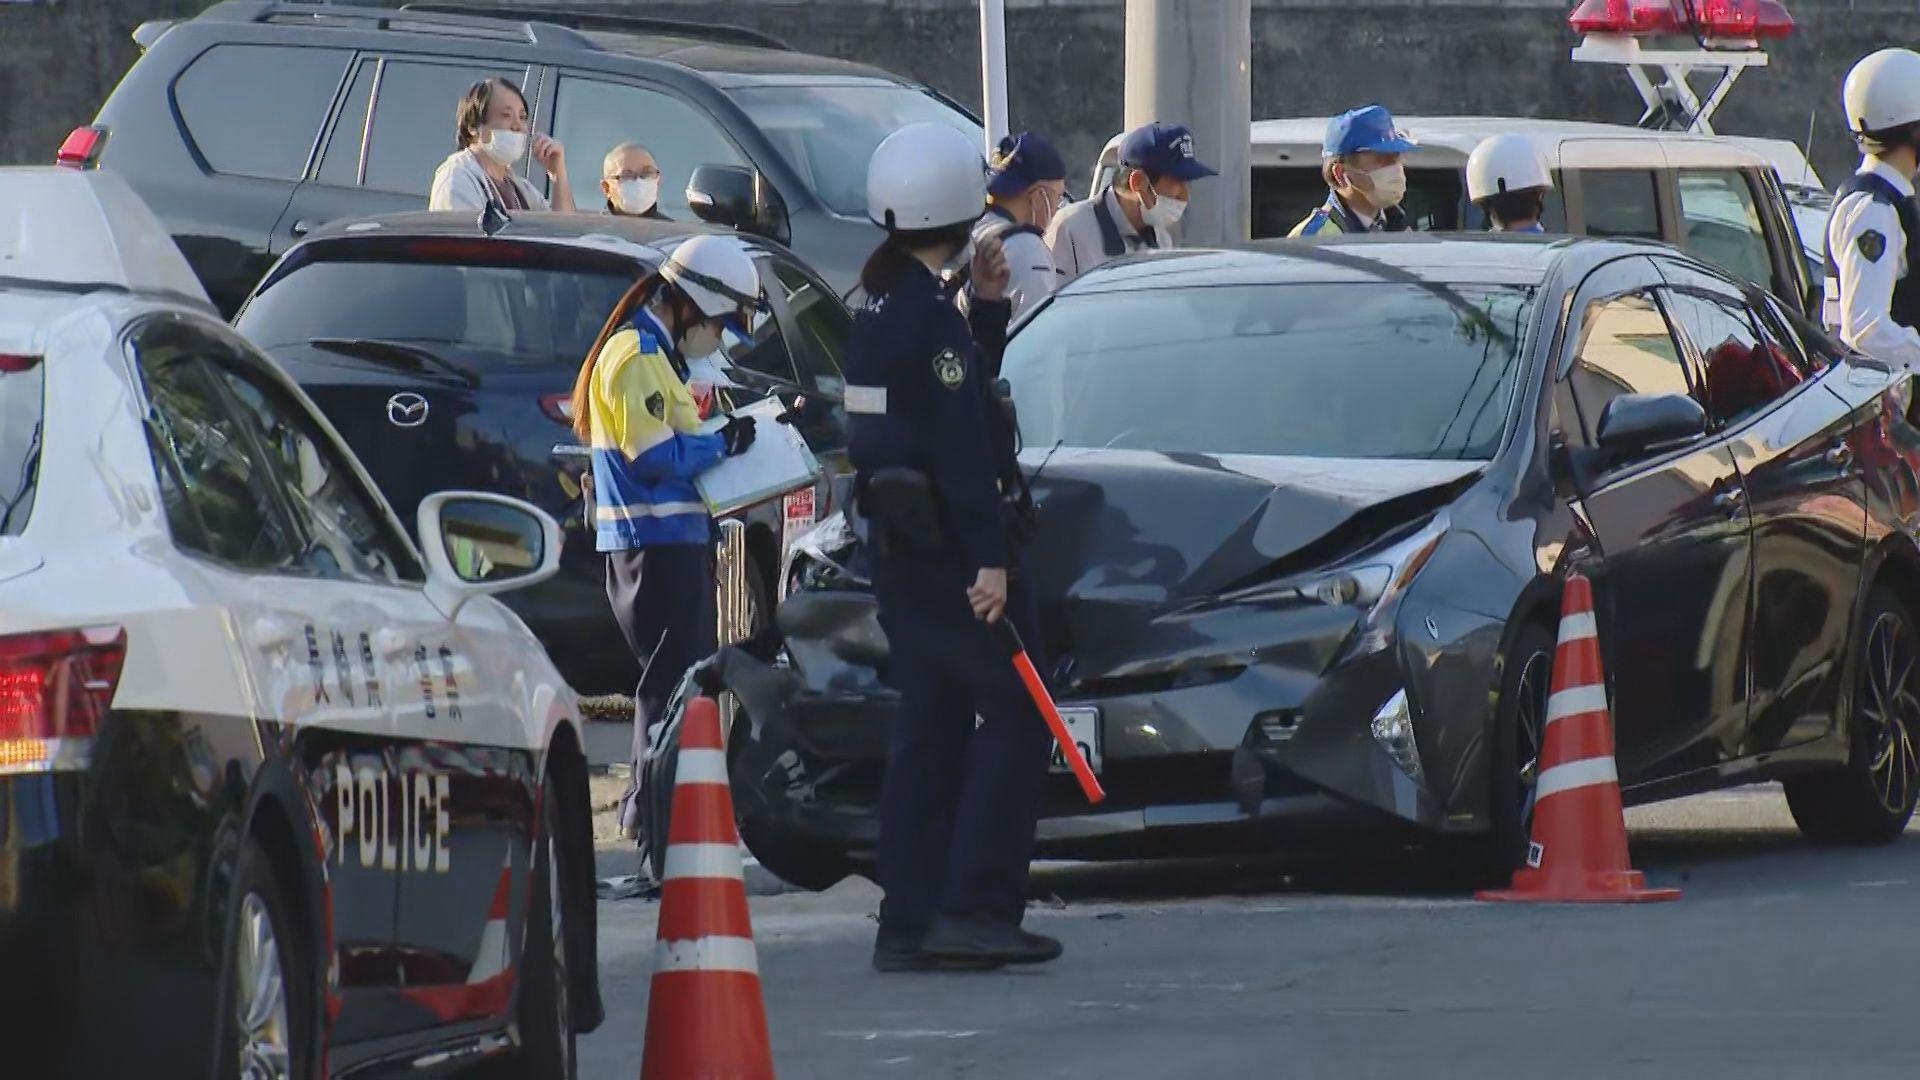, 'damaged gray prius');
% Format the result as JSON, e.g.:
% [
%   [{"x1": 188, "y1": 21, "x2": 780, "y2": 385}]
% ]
[{"x1": 654, "y1": 233, "x2": 1920, "y2": 890}]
